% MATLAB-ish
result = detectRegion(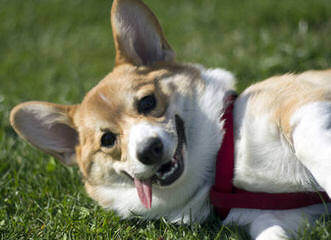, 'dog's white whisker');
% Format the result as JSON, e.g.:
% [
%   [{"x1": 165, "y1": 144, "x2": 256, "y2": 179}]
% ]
[{"x1": 98, "y1": 92, "x2": 111, "y2": 106}]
